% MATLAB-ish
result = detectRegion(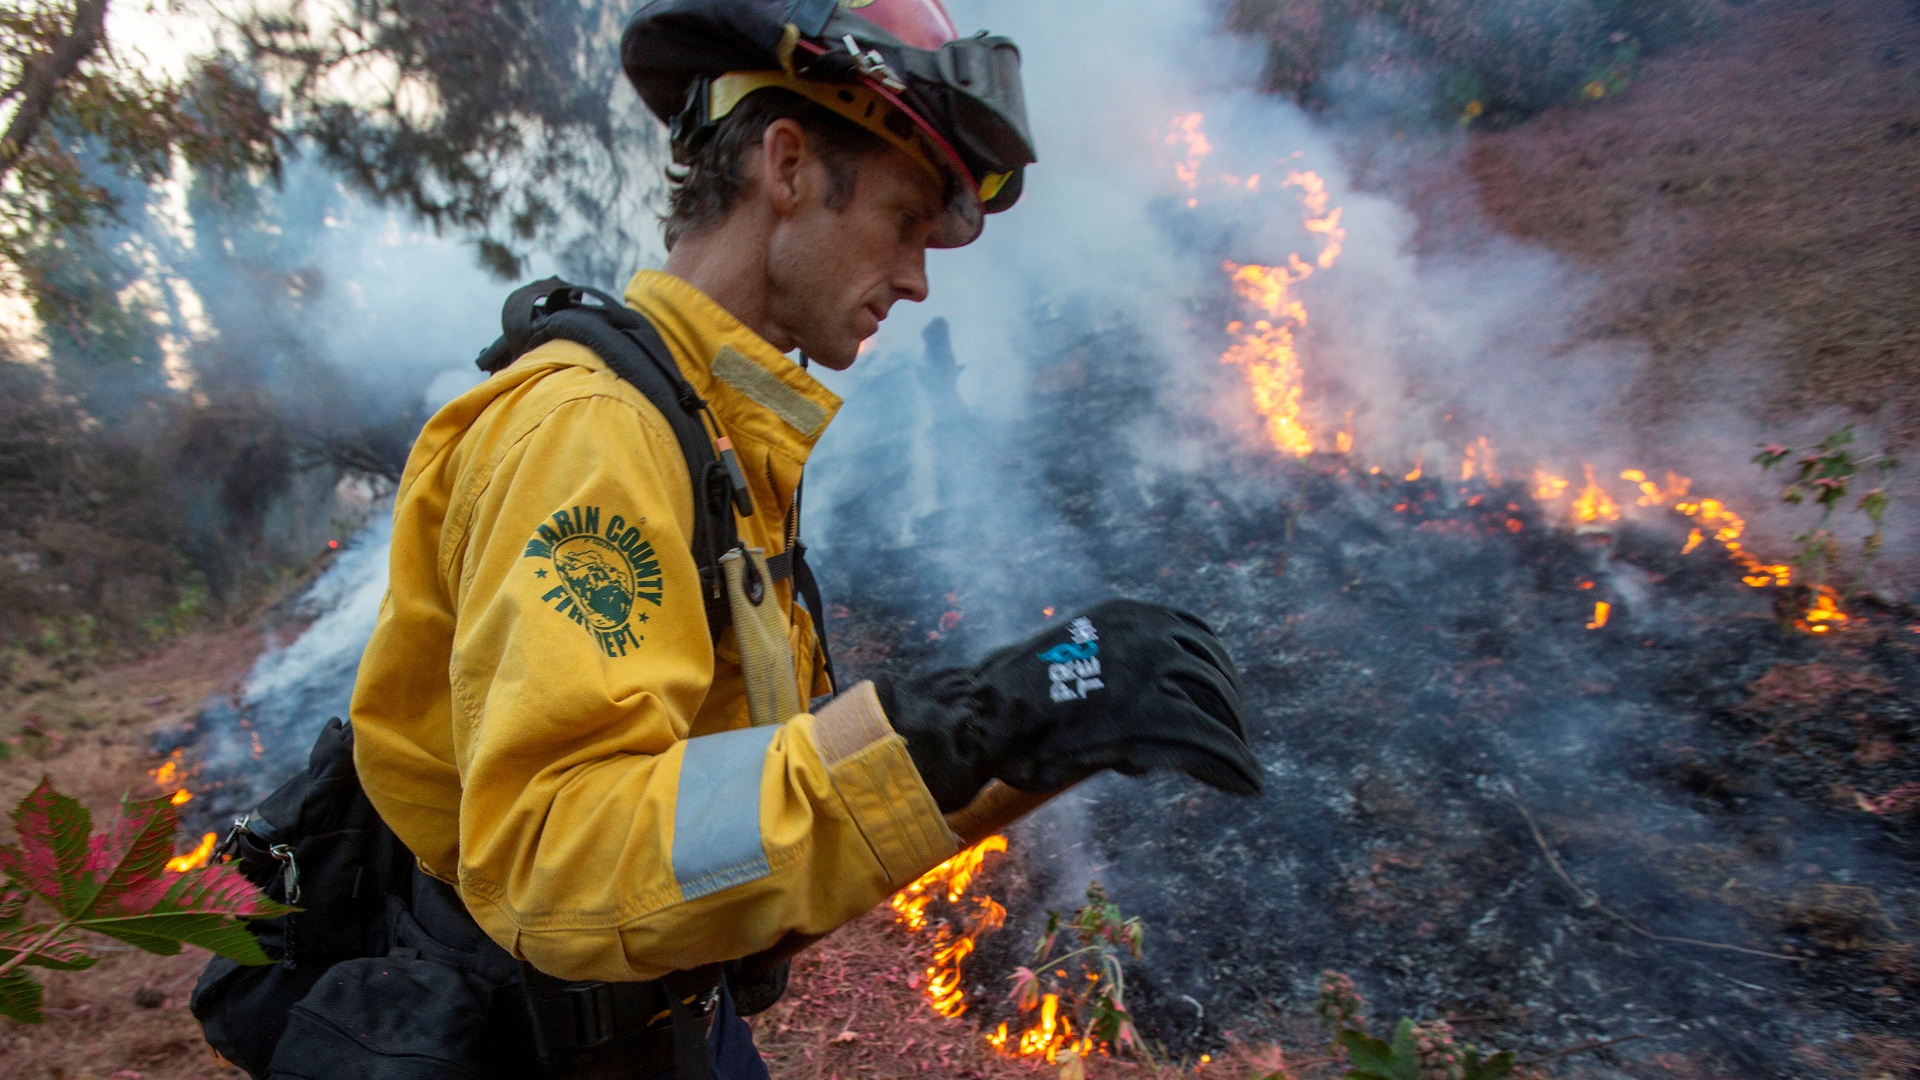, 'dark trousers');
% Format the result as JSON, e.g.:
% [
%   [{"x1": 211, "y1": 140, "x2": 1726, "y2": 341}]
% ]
[{"x1": 666, "y1": 983, "x2": 770, "y2": 1080}]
